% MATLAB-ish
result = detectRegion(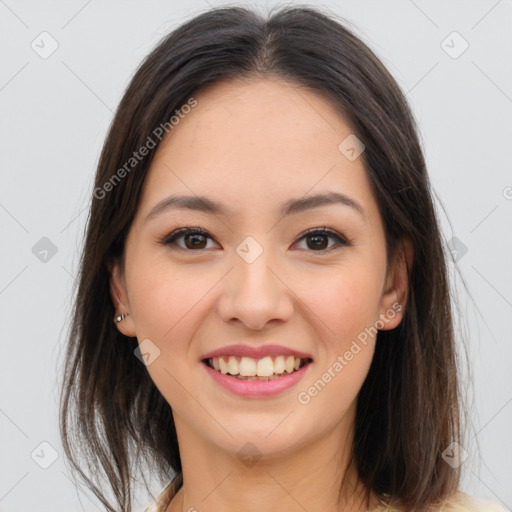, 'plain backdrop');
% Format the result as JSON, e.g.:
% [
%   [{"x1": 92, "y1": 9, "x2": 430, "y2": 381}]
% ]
[{"x1": 1, "y1": 1, "x2": 511, "y2": 511}]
